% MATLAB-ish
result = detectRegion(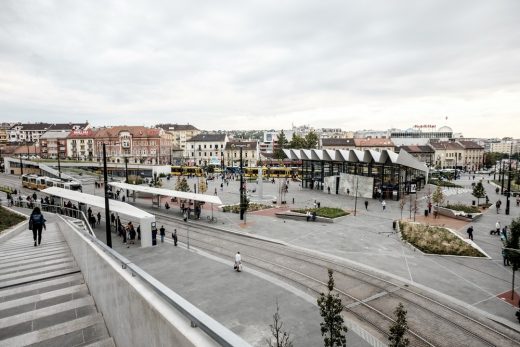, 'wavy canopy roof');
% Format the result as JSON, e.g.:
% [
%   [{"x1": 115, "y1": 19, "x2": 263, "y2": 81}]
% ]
[{"x1": 283, "y1": 148, "x2": 428, "y2": 174}]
